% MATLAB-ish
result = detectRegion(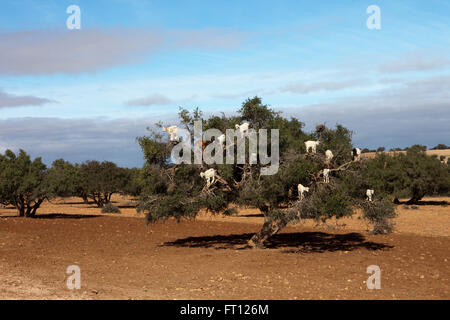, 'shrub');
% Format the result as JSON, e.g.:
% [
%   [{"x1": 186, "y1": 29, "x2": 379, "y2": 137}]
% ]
[
  {"x1": 360, "y1": 198, "x2": 397, "y2": 234},
  {"x1": 101, "y1": 203, "x2": 121, "y2": 214},
  {"x1": 410, "y1": 205, "x2": 419, "y2": 210}
]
